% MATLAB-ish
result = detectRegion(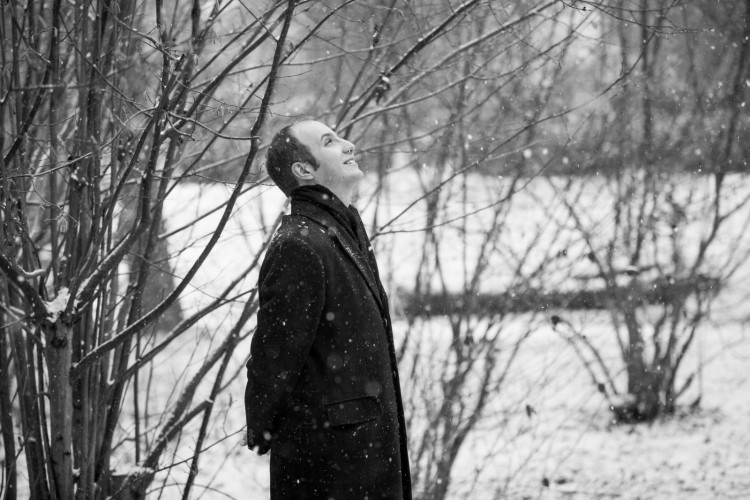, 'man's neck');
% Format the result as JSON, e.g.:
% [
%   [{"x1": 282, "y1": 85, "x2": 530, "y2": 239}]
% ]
[
  {"x1": 325, "y1": 182, "x2": 356, "y2": 206},
  {"x1": 299, "y1": 181, "x2": 353, "y2": 206}
]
